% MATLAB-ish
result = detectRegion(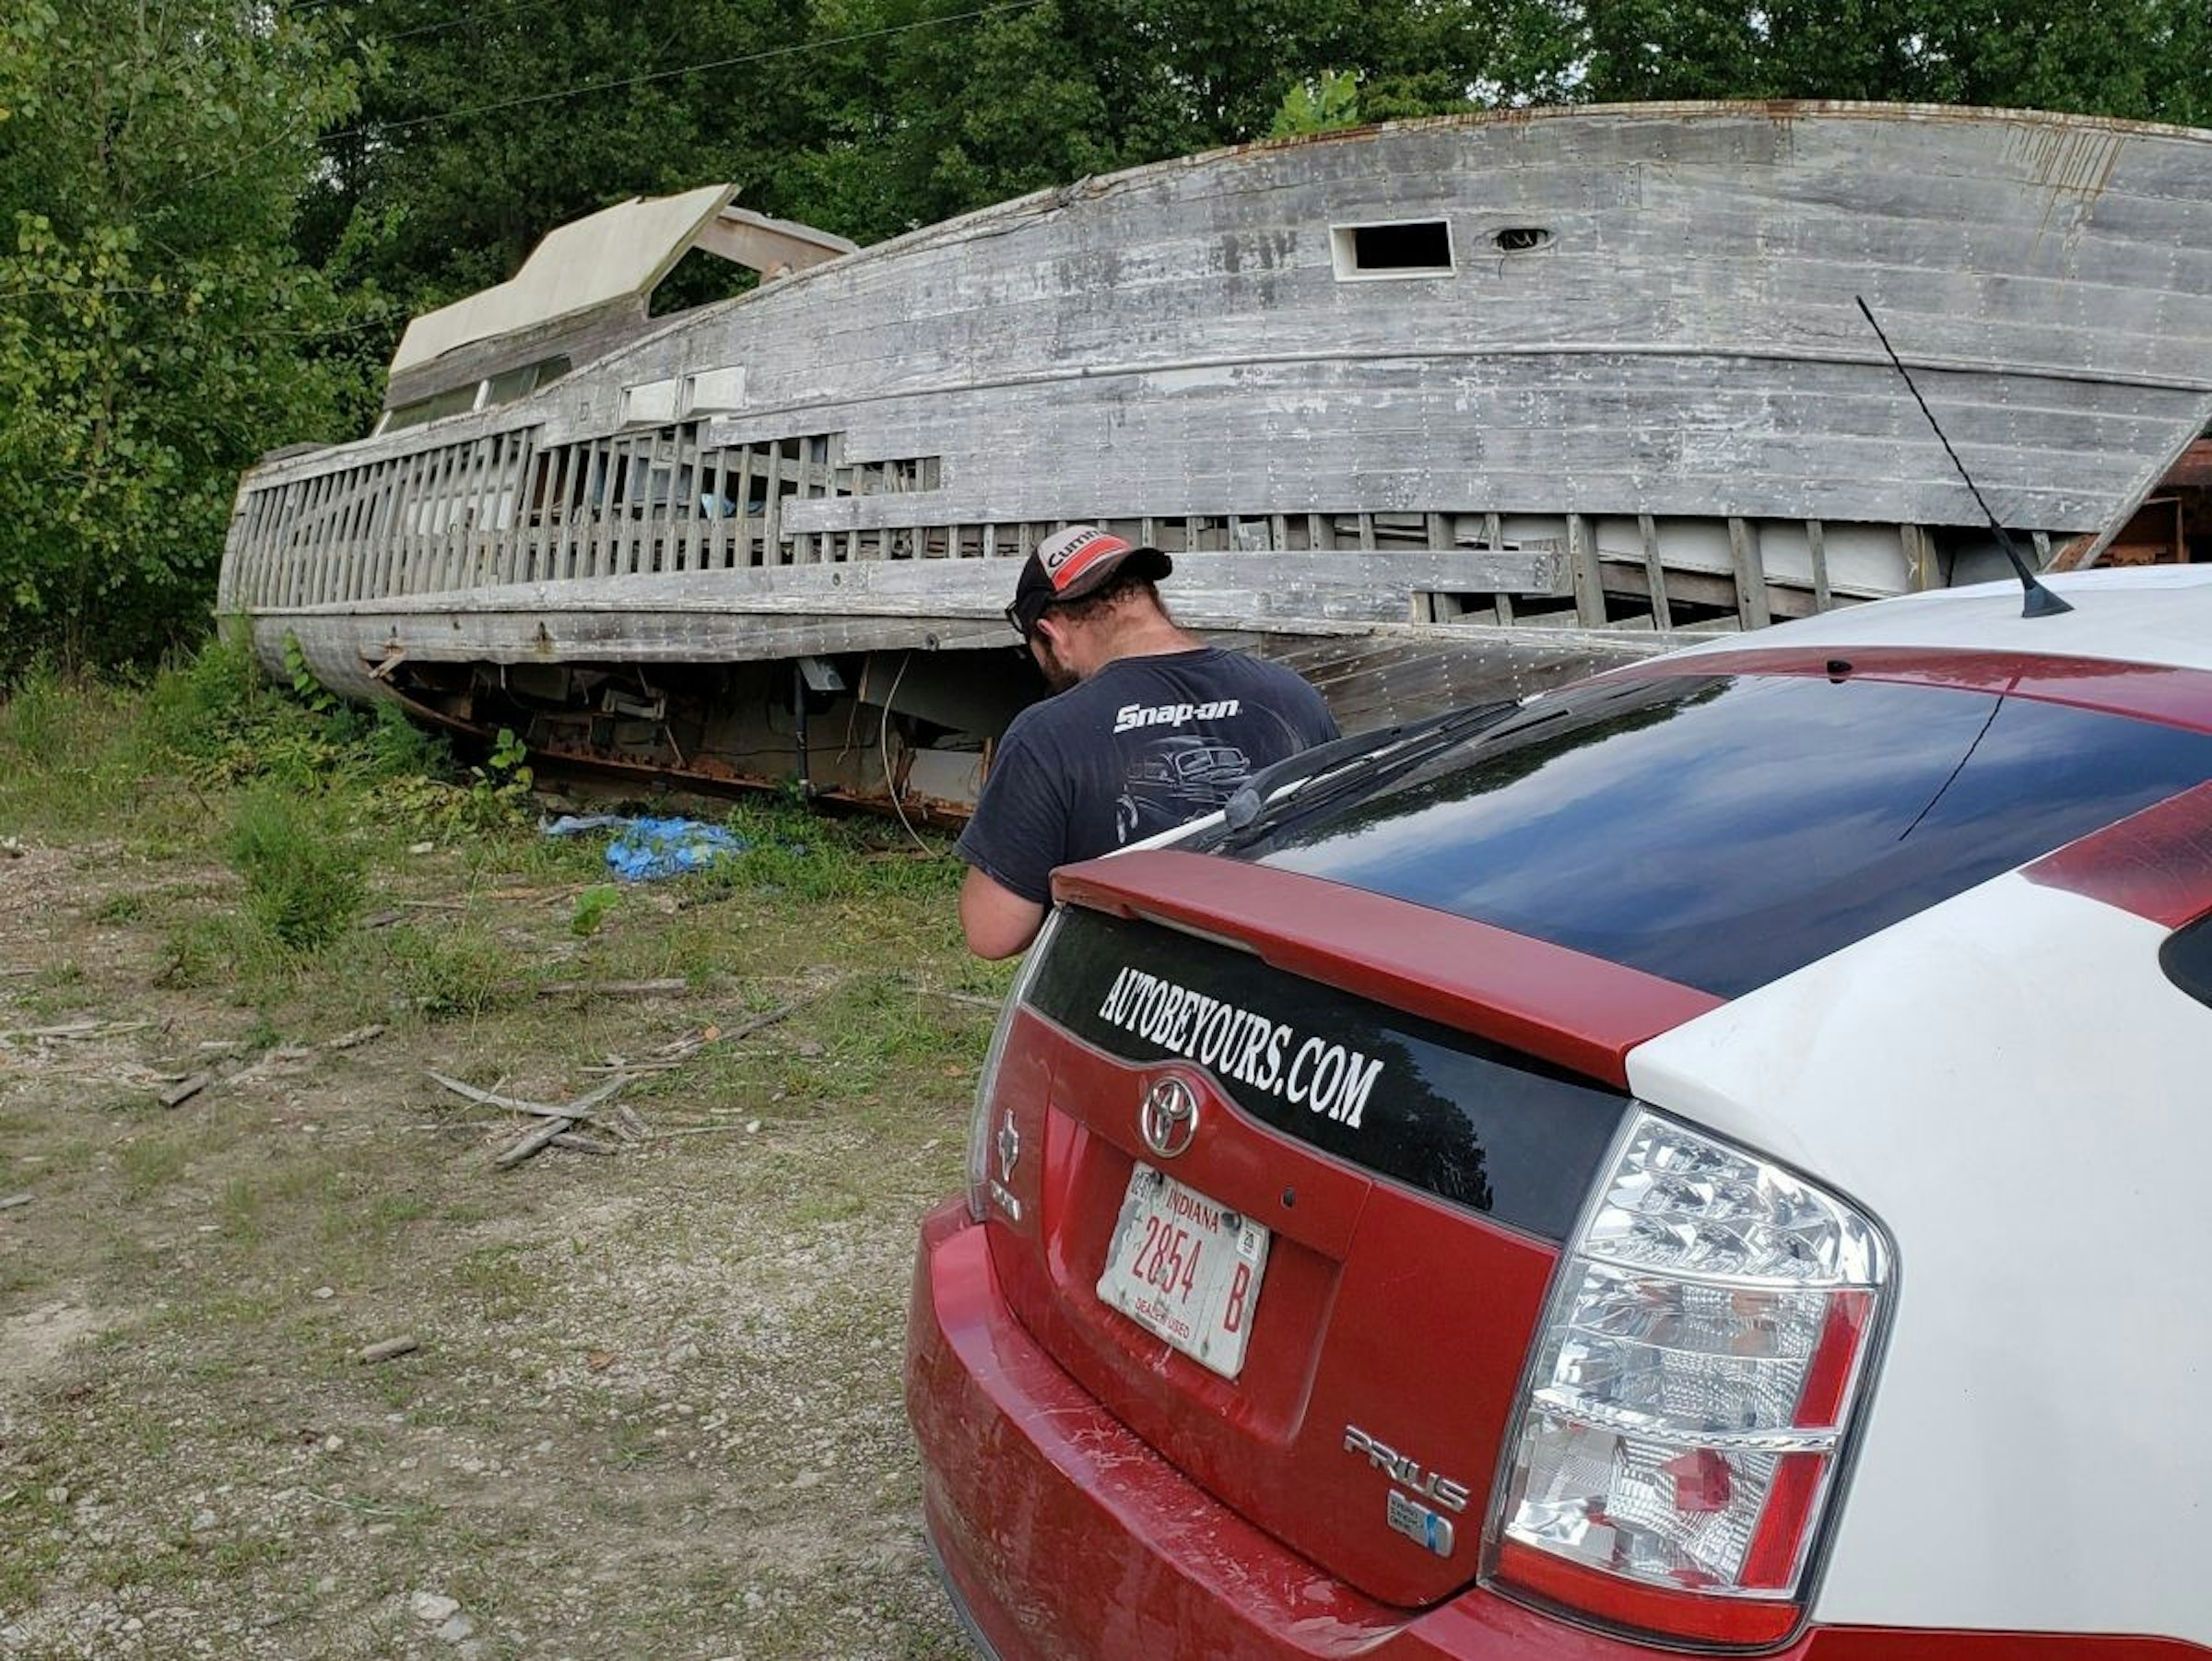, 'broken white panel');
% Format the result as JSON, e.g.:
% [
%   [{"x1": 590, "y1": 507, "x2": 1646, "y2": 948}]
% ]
[
  {"x1": 685, "y1": 365, "x2": 748, "y2": 413},
  {"x1": 621, "y1": 378, "x2": 681, "y2": 425}
]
